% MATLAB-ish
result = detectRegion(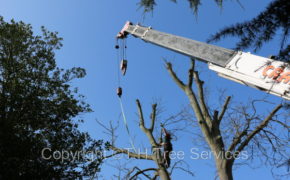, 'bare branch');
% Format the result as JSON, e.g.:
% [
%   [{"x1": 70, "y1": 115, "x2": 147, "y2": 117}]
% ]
[
  {"x1": 218, "y1": 96, "x2": 231, "y2": 122},
  {"x1": 152, "y1": 174, "x2": 159, "y2": 180},
  {"x1": 102, "y1": 152, "x2": 122, "y2": 160},
  {"x1": 272, "y1": 119, "x2": 290, "y2": 129},
  {"x1": 96, "y1": 119, "x2": 118, "y2": 146},
  {"x1": 192, "y1": 67, "x2": 212, "y2": 127},
  {"x1": 228, "y1": 129, "x2": 248, "y2": 152},
  {"x1": 228, "y1": 109, "x2": 252, "y2": 152},
  {"x1": 165, "y1": 61, "x2": 211, "y2": 140},
  {"x1": 184, "y1": 86, "x2": 210, "y2": 132},
  {"x1": 110, "y1": 146, "x2": 153, "y2": 160},
  {"x1": 96, "y1": 119, "x2": 111, "y2": 132},
  {"x1": 262, "y1": 130, "x2": 277, "y2": 152},
  {"x1": 188, "y1": 58, "x2": 195, "y2": 87},
  {"x1": 161, "y1": 107, "x2": 192, "y2": 135},
  {"x1": 129, "y1": 167, "x2": 158, "y2": 180},
  {"x1": 213, "y1": 110, "x2": 219, "y2": 121},
  {"x1": 108, "y1": 159, "x2": 135, "y2": 179},
  {"x1": 136, "y1": 99, "x2": 158, "y2": 146},
  {"x1": 169, "y1": 160, "x2": 194, "y2": 177},
  {"x1": 136, "y1": 99, "x2": 147, "y2": 131},
  {"x1": 236, "y1": 104, "x2": 283, "y2": 153},
  {"x1": 165, "y1": 61, "x2": 186, "y2": 90},
  {"x1": 165, "y1": 58, "x2": 208, "y2": 128},
  {"x1": 149, "y1": 103, "x2": 157, "y2": 132}
]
